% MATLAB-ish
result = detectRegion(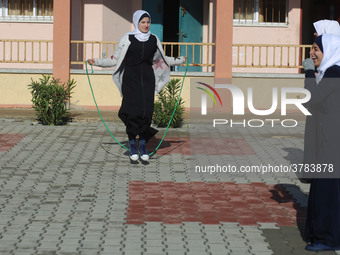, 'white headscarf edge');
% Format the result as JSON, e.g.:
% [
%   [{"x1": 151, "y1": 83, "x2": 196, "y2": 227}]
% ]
[
  {"x1": 316, "y1": 34, "x2": 340, "y2": 84},
  {"x1": 313, "y1": 19, "x2": 340, "y2": 36}
]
